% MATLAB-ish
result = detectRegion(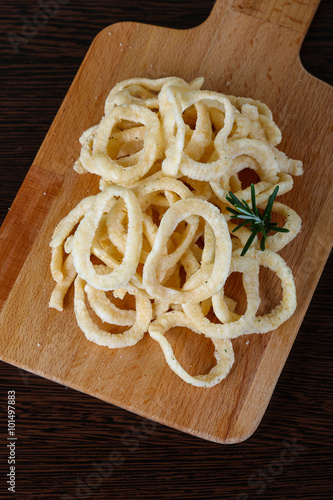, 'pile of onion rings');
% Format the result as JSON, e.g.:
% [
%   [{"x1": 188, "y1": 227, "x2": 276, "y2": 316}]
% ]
[{"x1": 49, "y1": 77, "x2": 302, "y2": 388}]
